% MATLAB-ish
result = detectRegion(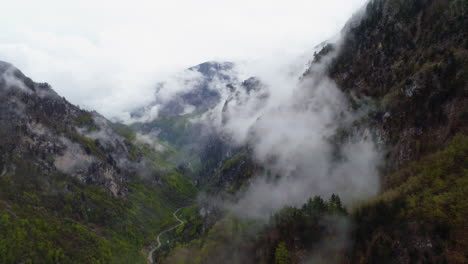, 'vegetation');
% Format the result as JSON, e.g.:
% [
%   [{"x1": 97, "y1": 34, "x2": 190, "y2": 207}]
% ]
[
  {"x1": 0, "y1": 120, "x2": 197, "y2": 264},
  {"x1": 274, "y1": 242, "x2": 289, "y2": 264},
  {"x1": 349, "y1": 134, "x2": 468, "y2": 263},
  {"x1": 163, "y1": 194, "x2": 348, "y2": 264},
  {"x1": 134, "y1": 114, "x2": 196, "y2": 148},
  {"x1": 162, "y1": 135, "x2": 467, "y2": 264},
  {"x1": 74, "y1": 112, "x2": 98, "y2": 131},
  {"x1": 0, "y1": 161, "x2": 196, "y2": 264},
  {"x1": 110, "y1": 122, "x2": 137, "y2": 142},
  {"x1": 1, "y1": 1, "x2": 466, "y2": 263}
]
